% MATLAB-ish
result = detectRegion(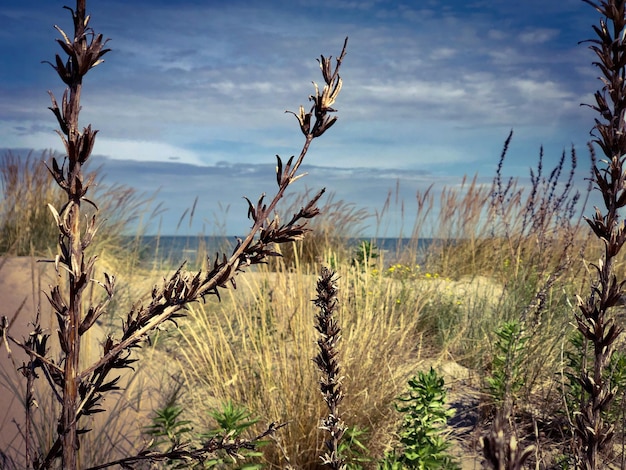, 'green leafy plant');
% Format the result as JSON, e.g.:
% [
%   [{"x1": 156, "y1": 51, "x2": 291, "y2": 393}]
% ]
[
  {"x1": 146, "y1": 402, "x2": 193, "y2": 448},
  {"x1": 380, "y1": 367, "x2": 459, "y2": 470},
  {"x1": 338, "y1": 425, "x2": 371, "y2": 470},
  {"x1": 145, "y1": 391, "x2": 194, "y2": 468},
  {"x1": 480, "y1": 321, "x2": 535, "y2": 469},
  {"x1": 486, "y1": 320, "x2": 528, "y2": 408},
  {"x1": 201, "y1": 401, "x2": 265, "y2": 469},
  {"x1": 146, "y1": 397, "x2": 265, "y2": 469},
  {"x1": 352, "y1": 240, "x2": 379, "y2": 269}
]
